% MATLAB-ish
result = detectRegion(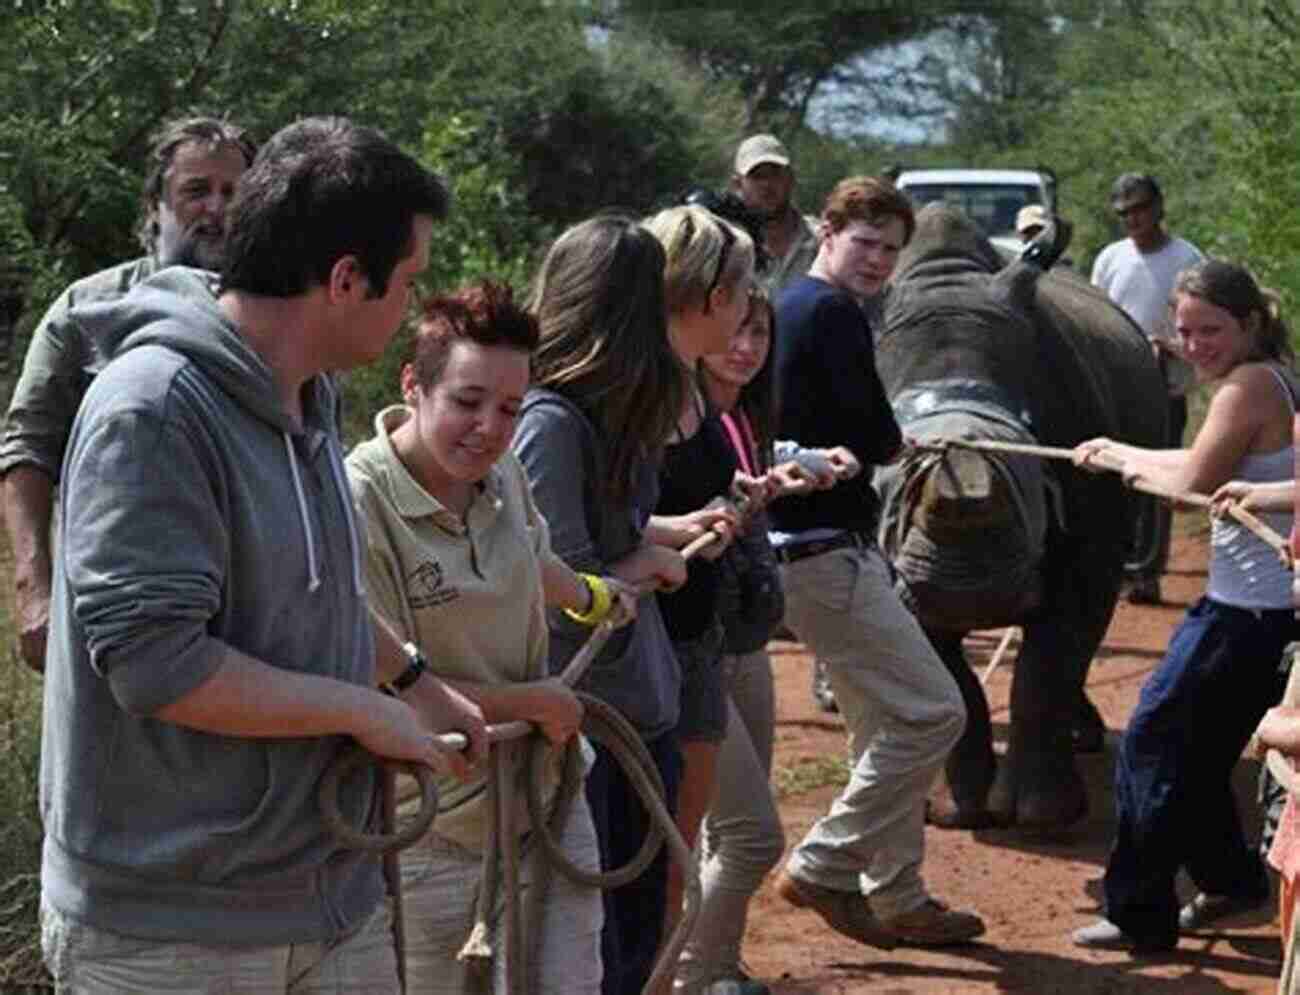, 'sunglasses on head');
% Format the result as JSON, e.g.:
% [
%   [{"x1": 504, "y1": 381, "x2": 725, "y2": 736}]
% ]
[{"x1": 704, "y1": 219, "x2": 736, "y2": 306}]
